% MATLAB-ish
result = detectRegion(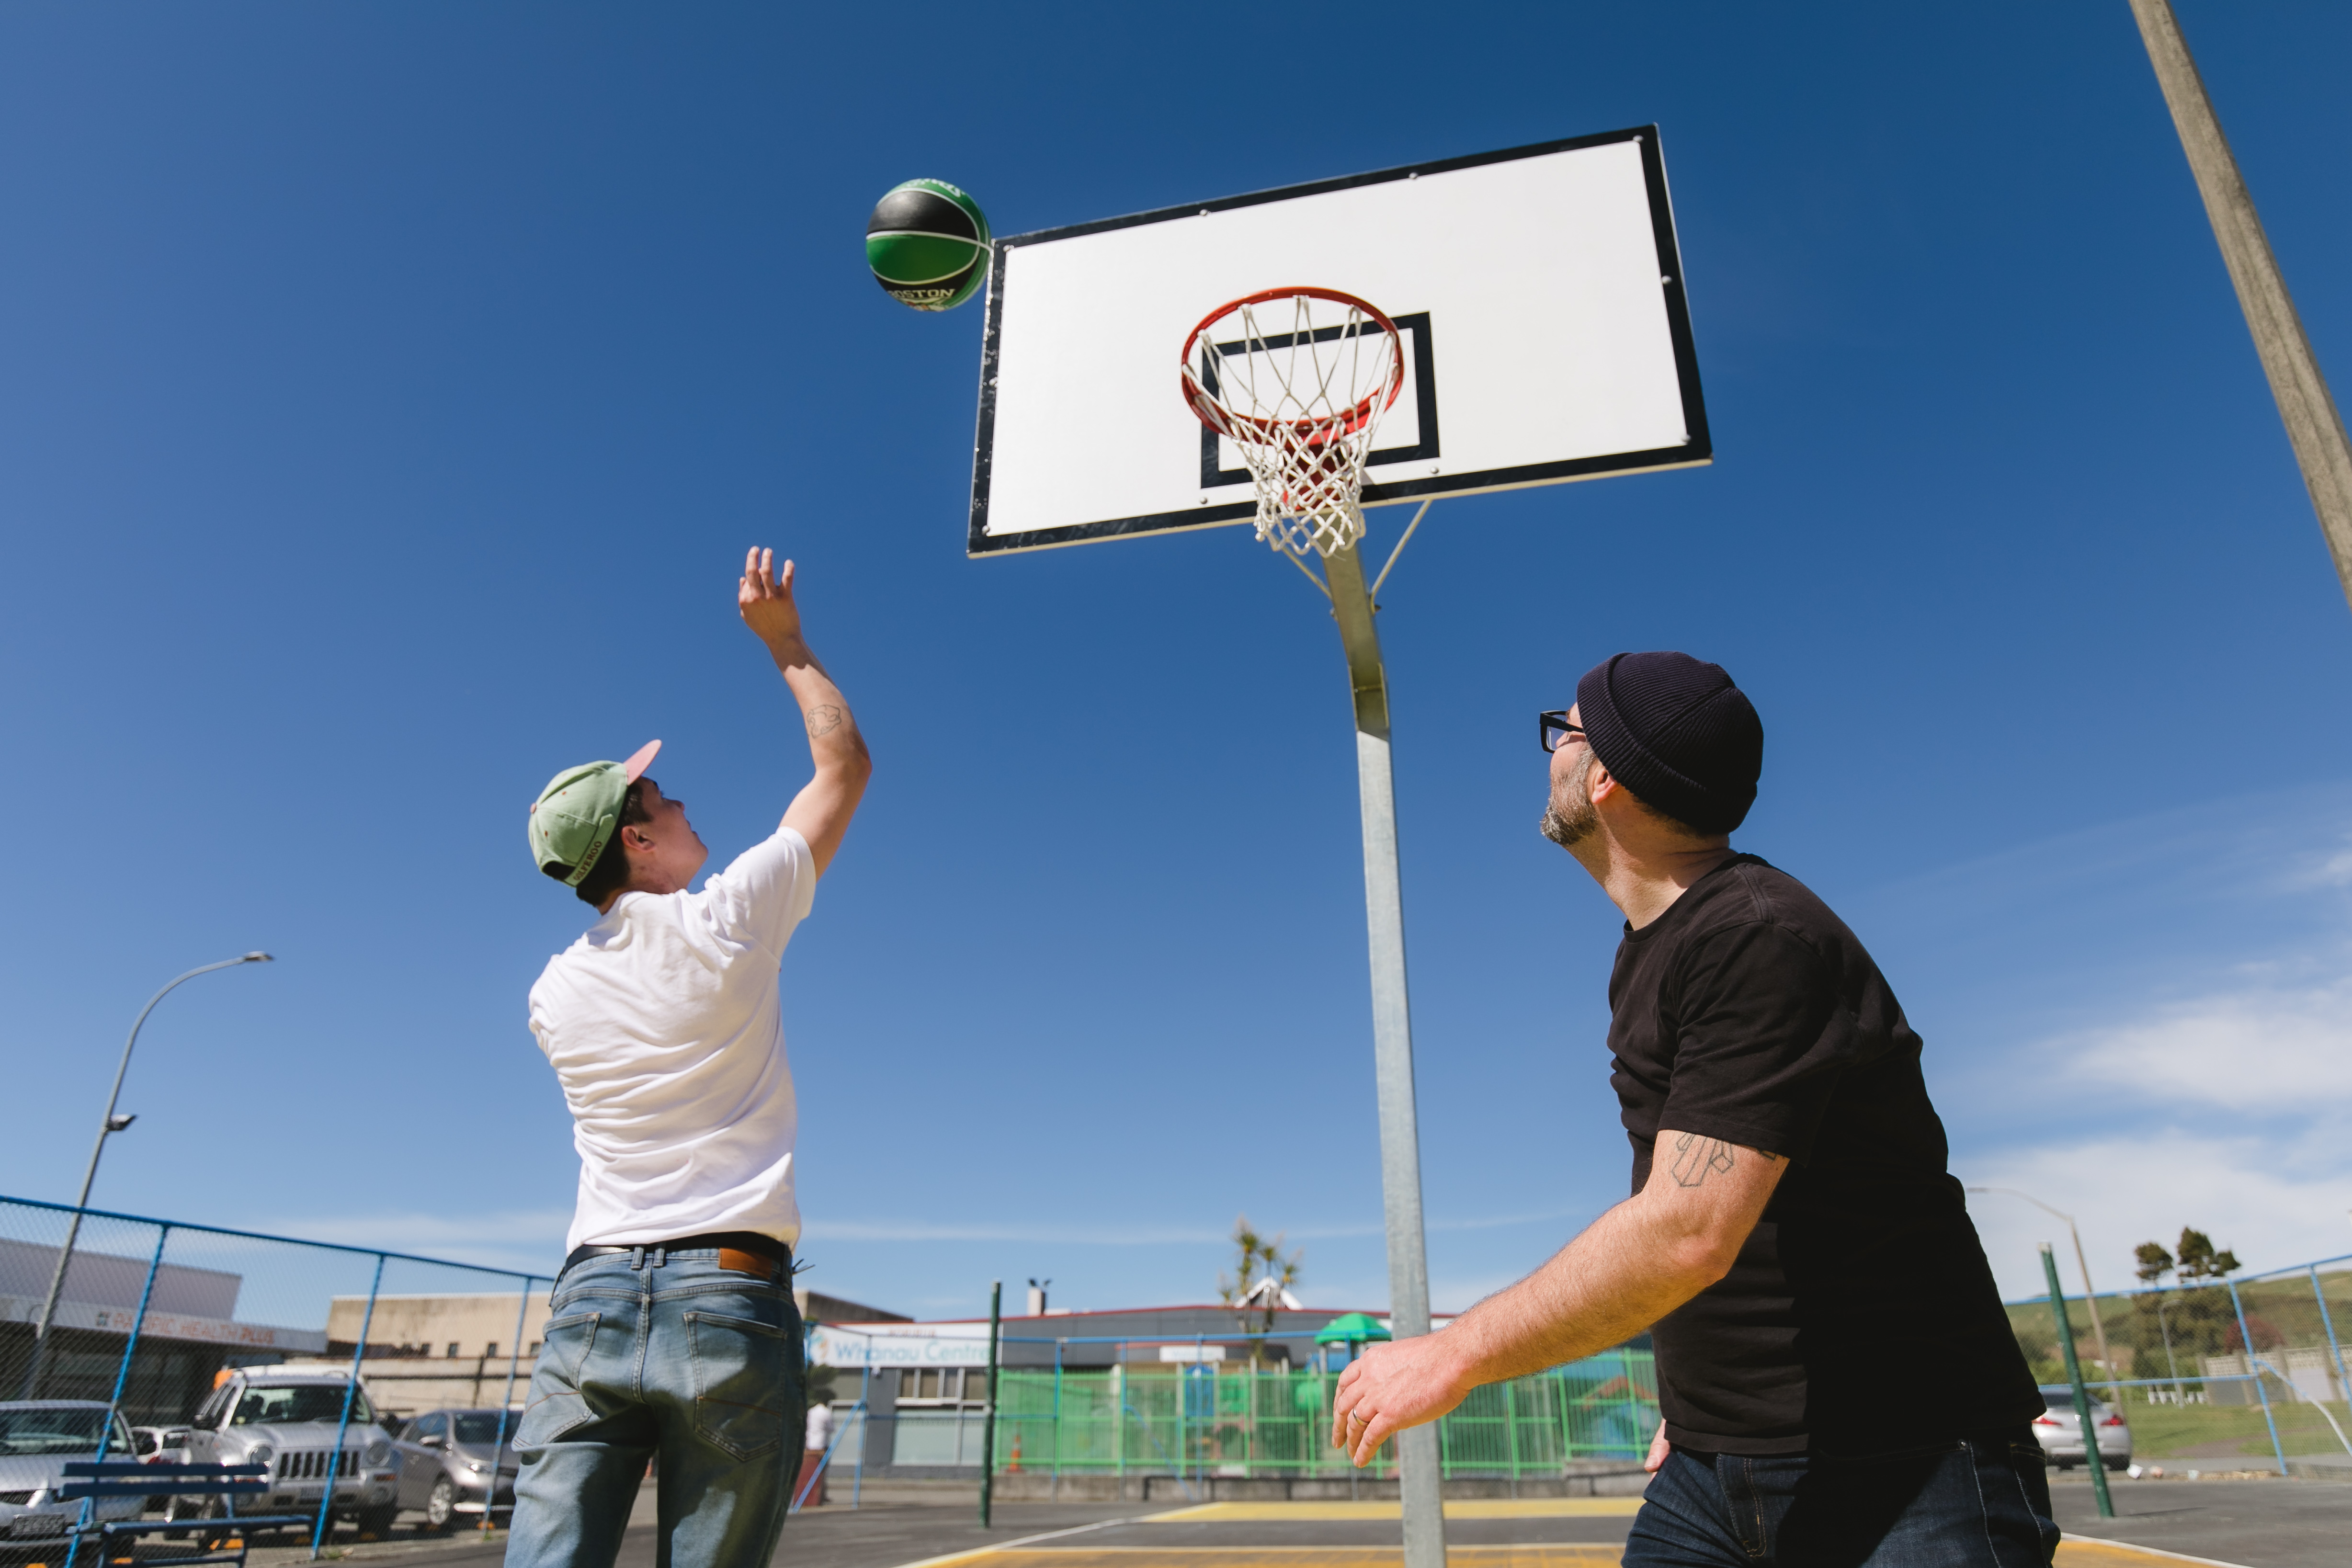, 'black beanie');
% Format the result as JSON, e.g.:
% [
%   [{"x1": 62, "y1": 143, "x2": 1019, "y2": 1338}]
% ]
[{"x1": 1574, "y1": 651, "x2": 1763, "y2": 835}]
